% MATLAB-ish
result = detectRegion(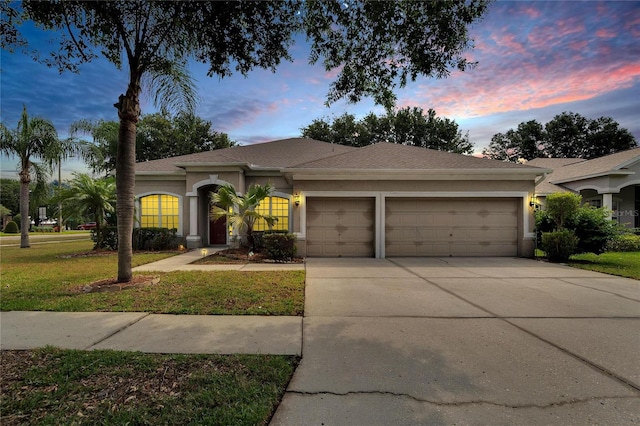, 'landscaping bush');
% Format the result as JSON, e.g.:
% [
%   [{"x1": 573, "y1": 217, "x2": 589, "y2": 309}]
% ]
[
  {"x1": 263, "y1": 232, "x2": 297, "y2": 262},
  {"x1": 91, "y1": 227, "x2": 180, "y2": 251},
  {"x1": 134, "y1": 227, "x2": 181, "y2": 251},
  {"x1": 607, "y1": 234, "x2": 640, "y2": 252},
  {"x1": 91, "y1": 226, "x2": 118, "y2": 250},
  {"x1": 535, "y1": 195, "x2": 617, "y2": 256},
  {"x1": 565, "y1": 206, "x2": 617, "y2": 255},
  {"x1": 33, "y1": 226, "x2": 55, "y2": 233},
  {"x1": 12, "y1": 214, "x2": 20, "y2": 230},
  {"x1": 3, "y1": 220, "x2": 19, "y2": 234},
  {"x1": 542, "y1": 230, "x2": 578, "y2": 262}
]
